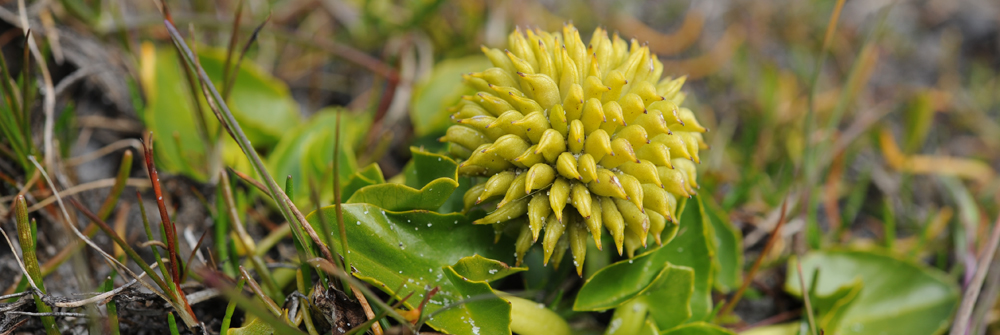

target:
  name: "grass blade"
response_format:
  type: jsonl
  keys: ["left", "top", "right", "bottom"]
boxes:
{"left": 219, "top": 276, "right": 246, "bottom": 334}
{"left": 223, "top": 13, "right": 270, "bottom": 99}
{"left": 162, "top": 19, "right": 323, "bottom": 280}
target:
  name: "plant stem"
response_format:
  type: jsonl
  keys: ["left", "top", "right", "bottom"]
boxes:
{"left": 14, "top": 196, "right": 59, "bottom": 335}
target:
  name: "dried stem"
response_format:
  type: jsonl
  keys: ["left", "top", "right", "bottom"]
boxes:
{"left": 719, "top": 200, "right": 788, "bottom": 317}
{"left": 950, "top": 213, "right": 1000, "bottom": 335}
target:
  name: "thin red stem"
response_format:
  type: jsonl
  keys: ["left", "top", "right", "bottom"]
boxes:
{"left": 141, "top": 136, "right": 181, "bottom": 289}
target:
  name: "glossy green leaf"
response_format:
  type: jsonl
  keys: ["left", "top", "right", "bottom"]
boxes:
{"left": 395, "top": 151, "right": 473, "bottom": 214}
{"left": 438, "top": 175, "right": 473, "bottom": 214}
{"left": 267, "top": 108, "right": 367, "bottom": 209}
{"left": 451, "top": 254, "right": 526, "bottom": 282}
{"left": 661, "top": 322, "right": 736, "bottom": 335}
{"left": 575, "top": 195, "right": 715, "bottom": 323}
{"left": 606, "top": 300, "right": 649, "bottom": 335}
{"left": 786, "top": 250, "right": 960, "bottom": 335}
{"left": 227, "top": 315, "right": 275, "bottom": 335}
{"left": 573, "top": 248, "right": 673, "bottom": 311}
{"left": 638, "top": 318, "right": 660, "bottom": 335}
{"left": 662, "top": 194, "right": 715, "bottom": 322}
{"left": 305, "top": 204, "right": 514, "bottom": 334}
{"left": 405, "top": 146, "right": 459, "bottom": 188}
{"left": 410, "top": 56, "right": 491, "bottom": 136}
{"left": 196, "top": 49, "right": 300, "bottom": 148}
{"left": 139, "top": 43, "right": 214, "bottom": 180}
{"left": 347, "top": 148, "right": 459, "bottom": 211}
{"left": 705, "top": 196, "right": 743, "bottom": 292}
{"left": 599, "top": 263, "right": 694, "bottom": 334}
{"left": 639, "top": 265, "right": 694, "bottom": 330}
{"left": 341, "top": 164, "right": 386, "bottom": 201}
{"left": 139, "top": 43, "right": 301, "bottom": 181}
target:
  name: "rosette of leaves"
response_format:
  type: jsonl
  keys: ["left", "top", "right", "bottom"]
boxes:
{"left": 440, "top": 25, "right": 708, "bottom": 274}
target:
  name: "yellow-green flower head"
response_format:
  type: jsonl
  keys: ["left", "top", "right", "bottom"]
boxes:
{"left": 441, "top": 25, "right": 707, "bottom": 275}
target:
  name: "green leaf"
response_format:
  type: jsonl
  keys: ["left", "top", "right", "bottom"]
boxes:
{"left": 808, "top": 278, "right": 863, "bottom": 333}
{"left": 347, "top": 148, "right": 459, "bottom": 211}
{"left": 575, "top": 260, "right": 691, "bottom": 312}
{"left": 663, "top": 194, "right": 716, "bottom": 322}
{"left": 266, "top": 108, "right": 366, "bottom": 209}
{"left": 139, "top": 43, "right": 302, "bottom": 181}
{"left": 786, "top": 250, "right": 960, "bottom": 335}
{"left": 639, "top": 265, "right": 695, "bottom": 330}
{"left": 410, "top": 56, "right": 491, "bottom": 136}
{"left": 606, "top": 300, "right": 649, "bottom": 335}
{"left": 597, "top": 263, "right": 695, "bottom": 334}
{"left": 638, "top": 318, "right": 660, "bottom": 335}
{"left": 705, "top": 196, "right": 743, "bottom": 292}
{"left": 227, "top": 315, "right": 275, "bottom": 335}
{"left": 404, "top": 147, "right": 459, "bottom": 188}
{"left": 575, "top": 195, "right": 715, "bottom": 323}
{"left": 196, "top": 48, "right": 300, "bottom": 148}
{"left": 342, "top": 164, "right": 385, "bottom": 201}
{"left": 305, "top": 204, "right": 514, "bottom": 334}
{"left": 451, "top": 254, "right": 526, "bottom": 282}
{"left": 660, "top": 322, "right": 735, "bottom": 335}
{"left": 139, "top": 44, "right": 214, "bottom": 180}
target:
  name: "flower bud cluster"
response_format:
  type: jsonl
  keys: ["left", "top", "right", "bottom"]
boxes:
{"left": 442, "top": 25, "right": 707, "bottom": 274}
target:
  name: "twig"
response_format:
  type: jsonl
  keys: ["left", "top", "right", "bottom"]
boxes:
{"left": 17, "top": 1, "right": 55, "bottom": 171}
{"left": 47, "top": 279, "right": 139, "bottom": 308}
{"left": 307, "top": 258, "right": 416, "bottom": 332}
{"left": 27, "top": 157, "right": 145, "bottom": 287}
{"left": 950, "top": 213, "right": 1000, "bottom": 335}
{"left": 43, "top": 66, "right": 107, "bottom": 98}
{"left": 8, "top": 311, "right": 87, "bottom": 318}
{"left": 239, "top": 266, "right": 282, "bottom": 317}
{"left": 0, "top": 226, "right": 40, "bottom": 292}
{"left": 23, "top": 178, "right": 151, "bottom": 212}
{"left": 351, "top": 284, "right": 383, "bottom": 335}
{"left": 229, "top": 168, "right": 270, "bottom": 198}
{"left": 68, "top": 197, "right": 186, "bottom": 323}
{"left": 719, "top": 200, "right": 788, "bottom": 317}
{"left": 0, "top": 290, "right": 33, "bottom": 301}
